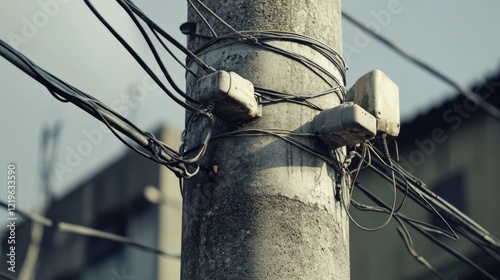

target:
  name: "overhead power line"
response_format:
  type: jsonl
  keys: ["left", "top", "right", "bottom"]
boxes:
{"left": 0, "top": 200, "right": 180, "bottom": 259}
{"left": 342, "top": 11, "right": 500, "bottom": 122}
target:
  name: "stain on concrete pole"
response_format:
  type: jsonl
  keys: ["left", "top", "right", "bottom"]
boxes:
{"left": 182, "top": 1, "right": 349, "bottom": 279}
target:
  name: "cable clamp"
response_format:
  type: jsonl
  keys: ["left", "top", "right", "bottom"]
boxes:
{"left": 197, "top": 70, "right": 261, "bottom": 123}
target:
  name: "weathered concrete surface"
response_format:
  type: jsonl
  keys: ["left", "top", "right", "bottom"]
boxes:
{"left": 182, "top": 1, "right": 349, "bottom": 279}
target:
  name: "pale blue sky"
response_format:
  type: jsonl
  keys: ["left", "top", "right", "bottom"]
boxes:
{"left": 1, "top": 0, "right": 500, "bottom": 211}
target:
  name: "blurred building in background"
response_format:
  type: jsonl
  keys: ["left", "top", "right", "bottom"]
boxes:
{"left": 1, "top": 127, "right": 182, "bottom": 280}
{"left": 350, "top": 71, "right": 500, "bottom": 279}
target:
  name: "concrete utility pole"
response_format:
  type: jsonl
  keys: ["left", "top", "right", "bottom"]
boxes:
{"left": 182, "top": 1, "right": 349, "bottom": 279}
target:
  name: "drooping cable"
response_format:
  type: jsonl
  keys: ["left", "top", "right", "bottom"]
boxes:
{"left": 396, "top": 219, "right": 446, "bottom": 280}
{"left": 360, "top": 149, "right": 459, "bottom": 241}
{"left": 0, "top": 200, "right": 181, "bottom": 259}
{"left": 83, "top": 0, "right": 199, "bottom": 111}
{"left": 0, "top": 39, "right": 212, "bottom": 178}
{"left": 342, "top": 142, "right": 398, "bottom": 232}
{"left": 354, "top": 182, "right": 497, "bottom": 280}
{"left": 392, "top": 161, "right": 500, "bottom": 249}
{"left": 359, "top": 146, "right": 500, "bottom": 259}
{"left": 390, "top": 160, "right": 500, "bottom": 253}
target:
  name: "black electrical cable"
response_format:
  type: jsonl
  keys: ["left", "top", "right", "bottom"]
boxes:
{"left": 253, "top": 30, "right": 347, "bottom": 83}
{"left": 150, "top": 28, "right": 199, "bottom": 78}
{"left": 10, "top": 46, "right": 197, "bottom": 174}
{"left": 0, "top": 39, "right": 212, "bottom": 178}
{"left": 115, "top": 0, "right": 199, "bottom": 104}
{"left": 123, "top": 0, "right": 216, "bottom": 74}
{"left": 83, "top": 0, "right": 199, "bottom": 111}
{"left": 194, "top": 31, "right": 347, "bottom": 80}
{"left": 87, "top": 104, "right": 187, "bottom": 176}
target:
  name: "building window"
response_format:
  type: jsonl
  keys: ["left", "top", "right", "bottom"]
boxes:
{"left": 431, "top": 171, "right": 467, "bottom": 229}
{"left": 86, "top": 211, "right": 127, "bottom": 264}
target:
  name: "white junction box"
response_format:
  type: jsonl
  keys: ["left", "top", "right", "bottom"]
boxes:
{"left": 347, "top": 69, "right": 400, "bottom": 137}
{"left": 313, "top": 102, "right": 377, "bottom": 149}
{"left": 197, "top": 70, "right": 261, "bottom": 123}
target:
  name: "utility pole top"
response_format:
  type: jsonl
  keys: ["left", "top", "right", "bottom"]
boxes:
{"left": 181, "top": 1, "right": 349, "bottom": 279}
